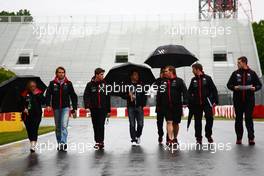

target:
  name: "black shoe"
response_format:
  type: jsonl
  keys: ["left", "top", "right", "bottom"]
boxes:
{"left": 94, "top": 143, "right": 104, "bottom": 150}
{"left": 173, "top": 138, "right": 179, "bottom": 145}
{"left": 158, "top": 137, "right": 163, "bottom": 144}
{"left": 166, "top": 139, "right": 174, "bottom": 147}
{"left": 236, "top": 139, "right": 242, "bottom": 145}
{"left": 207, "top": 137, "right": 214, "bottom": 144}
{"left": 196, "top": 138, "right": 202, "bottom": 145}
{"left": 249, "top": 139, "right": 255, "bottom": 146}
{"left": 98, "top": 143, "right": 104, "bottom": 150}
{"left": 94, "top": 143, "right": 100, "bottom": 149}
{"left": 30, "top": 148, "right": 35, "bottom": 153}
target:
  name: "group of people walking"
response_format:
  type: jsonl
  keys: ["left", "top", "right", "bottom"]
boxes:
{"left": 20, "top": 56, "right": 262, "bottom": 152}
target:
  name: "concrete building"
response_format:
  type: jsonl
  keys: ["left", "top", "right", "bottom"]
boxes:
{"left": 0, "top": 15, "right": 262, "bottom": 106}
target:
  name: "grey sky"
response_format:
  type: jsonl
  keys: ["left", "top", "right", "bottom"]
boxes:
{"left": 1, "top": 0, "right": 263, "bottom": 21}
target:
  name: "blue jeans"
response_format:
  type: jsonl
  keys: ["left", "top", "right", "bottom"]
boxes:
{"left": 54, "top": 108, "right": 70, "bottom": 144}
{"left": 128, "top": 107, "right": 144, "bottom": 142}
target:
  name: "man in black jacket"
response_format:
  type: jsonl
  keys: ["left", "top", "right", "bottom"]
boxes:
{"left": 154, "top": 68, "right": 168, "bottom": 144}
{"left": 188, "top": 63, "right": 218, "bottom": 144}
{"left": 126, "top": 70, "right": 147, "bottom": 146}
{"left": 83, "top": 68, "right": 111, "bottom": 150}
{"left": 160, "top": 66, "right": 188, "bottom": 146}
{"left": 227, "top": 56, "right": 262, "bottom": 145}
{"left": 46, "top": 66, "right": 78, "bottom": 151}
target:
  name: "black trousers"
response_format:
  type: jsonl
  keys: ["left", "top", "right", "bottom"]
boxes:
{"left": 90, "top": 108, "right": 106, "bottom": 143}
{"left": 23, "top": 113, "right": 42, "bottom": 141}
{"left": 234, "top": 101, "right": 255, "bottom": 140}
{"left": 193, "top": 105, "right": 213, "bottom": 139}
{"left": 156, "top": 111, "right": 164, "bottom": 138}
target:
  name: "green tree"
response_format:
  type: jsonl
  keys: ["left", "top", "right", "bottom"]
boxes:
{"left": 0, "top": 9, "right": 31, "bottom": 16}
{"left": 0, "top": 68, "right": 15, "bottom": 84}
{"left": 0, "top": 9, "right": 33, "bottom": 22}
{"left": 252, "top": 20, "right": 264, "bottom": 74}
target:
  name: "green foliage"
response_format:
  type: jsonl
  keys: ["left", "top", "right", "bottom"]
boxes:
{"left": 0, "top": 9, "right": 31, "bottom": 16}
{"left": 252, "top": 20, "right": 264, "bottom": 74}
{"left": 0, "top": 9, "right": 33, "bottom": 22}
{"left": 0, "top": 68, "right": 16, "bottom": 84}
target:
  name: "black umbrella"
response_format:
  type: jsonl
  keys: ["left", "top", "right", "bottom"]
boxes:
{"left": 105, "top": 62, "right": 155, "bottom": 98}
{"left": 0, "top": 75, "right": 47, "bottom": 112}
{"left": 105, "top": 62, "right": 155, "bottom": 85}
{"left": 145, "top": 45, "right": 198, "bottom": 68}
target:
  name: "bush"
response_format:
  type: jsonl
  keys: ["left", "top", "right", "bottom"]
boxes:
{"left": 0, "top": 68, "right": 15, "bottom": 84}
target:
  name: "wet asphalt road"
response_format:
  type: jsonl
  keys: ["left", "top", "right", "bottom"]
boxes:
{"left": 0, "top": 118, "right": 264, "bottom": 176}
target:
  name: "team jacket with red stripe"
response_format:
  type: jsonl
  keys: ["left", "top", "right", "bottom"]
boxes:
{"left": 45, "top": 78, "right": 78, "bottom": 110}
{"left": 159, "top": 77, "right": 188, "bottom": 111}
{"left": 188, "top": 74, "right": 218, "bottom": 106}
{"left": 227, "top": 68, "right": 262, "bottom": 104}
{"left": 83, "top": 79, "right": 111, "bottom": 113}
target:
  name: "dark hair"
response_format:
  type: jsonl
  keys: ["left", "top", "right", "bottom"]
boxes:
{"left": 130, "top": 70, "right": 140, "bottom": 80}
{"left": 26, "top": 80, "right": 37, "bottom": 91}
{"left": 238, "top": 56, "right": 248, "bottom": 64}
{"left": 160, "top": 67, "right": 165, "bottom": 74}
{"left": 192, "top": 63, "right": 203, "bottom": 71}
{"left": 165, "top": 65, "right": 176, "bottom": 76}
{"left": 94, "top": 67, "right": 105, "bottom": 75}
{"left": 56, "top": 66, "right": 66, "bottom": 74}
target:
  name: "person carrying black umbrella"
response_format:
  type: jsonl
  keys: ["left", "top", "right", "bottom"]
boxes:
{"left": 126, "top": 70, "right": 147, "bottom": 146}
{"left": 83, "top": 68, "right": 111, "bottom": 150}
{"left": 160, "top": 66, "right": 188, "bottom": 146}
{"left": 20, "top": 80, "right": 45, "bottom": 152}
{"left": 46, "top": 67, "right": 78, "bottom": 151}
{"left": 227, "top": 56, "right": 262, "bottom": 145}
{"left": 188, "top": 63, "right": 218, "bottom": 144}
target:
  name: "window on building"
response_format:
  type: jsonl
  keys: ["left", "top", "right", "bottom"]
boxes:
{"left": 115, "top": 51, "right": 128, "bottom": 63}
{"left": 213, "top": 53, "right": 227, "bottom": 62}
{"left": 17, "top": 56, "right": 30, "bottom": 64}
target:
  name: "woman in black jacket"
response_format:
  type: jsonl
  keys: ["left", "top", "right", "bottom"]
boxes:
{"left": 20, "top": 80, "right": 45, "bottom": 152}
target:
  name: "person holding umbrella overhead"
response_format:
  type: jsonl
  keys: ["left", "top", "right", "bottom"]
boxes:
{"left": 188, "top": 63, "right": 218, "bottom": 144}
{"left": 46, "top": 67, "right": 78, "bottom": 151}
{"left": 104, "top": 63, "right": 155, "bottom": 146}
{"left": 160, "top": 66, "right": 188, "bottom": 146}
{"left": 83, "top": 68, "right": 111, "bottom": 150}
{"left": 227, "top": 56, "right": 262, "bottom": 145}
{"left": 126, "top": 70, "right": 147, "bottom": 146}
{"left": 20, "top": 80, "right": 45, "bottom": 152}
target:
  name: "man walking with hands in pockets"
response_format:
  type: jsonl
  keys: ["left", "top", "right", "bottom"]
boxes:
{"left": 46, "top": 66, "right": 78, "bottom": 151}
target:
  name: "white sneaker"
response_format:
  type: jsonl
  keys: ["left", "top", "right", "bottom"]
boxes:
{"left": 30, "top": 144, "right": 36, "bottom": 153}
{"left": 131, "top": 141, "right": 137, "bottom": 146}
{"left": 136, "top": 137, "right": 141, "bottom": 145}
